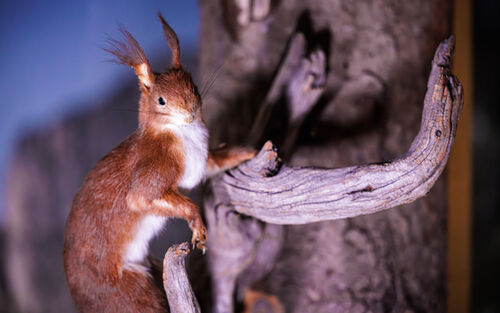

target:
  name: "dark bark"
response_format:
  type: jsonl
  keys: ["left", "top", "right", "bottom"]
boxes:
{"left": 199, "top": 1, "right": 453, "bottom": 312}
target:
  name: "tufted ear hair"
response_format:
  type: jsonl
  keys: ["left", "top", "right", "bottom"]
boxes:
{"left": 158, "top": 12, "right": 182, "bottom": 69}
{"left": 105, "top": 27, "right": 154, "bottom": 91}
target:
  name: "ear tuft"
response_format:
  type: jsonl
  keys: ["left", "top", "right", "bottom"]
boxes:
{"left": 105, "top": 27, "right": 154, "bottom": 89}
{"left": 158, "top": 12, "right": 182, "bottom": 69}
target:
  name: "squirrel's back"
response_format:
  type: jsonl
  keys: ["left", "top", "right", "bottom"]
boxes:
{"left": 63, "top": 132, "right": 169, "bottom": 313}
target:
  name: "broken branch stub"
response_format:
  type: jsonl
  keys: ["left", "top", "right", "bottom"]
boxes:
{"left": 211, "top": 36, "right": 463, "bottom": 225}
{"left": 163, "top": 242, "right": 201, "bottom": 313}
{"left": 247, "top": 33, "right": 326, "bottom": 147}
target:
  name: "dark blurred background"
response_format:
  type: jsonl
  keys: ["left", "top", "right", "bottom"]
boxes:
{"left": 472, "top": 0, "right": 500, "bottom": 311}
{"left": 0, "top": 0, "right": 498, "bottom": 312}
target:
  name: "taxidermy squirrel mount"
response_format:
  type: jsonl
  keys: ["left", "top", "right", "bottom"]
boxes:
{"left": 63, "top": 13, "right": 255, "bottom": 313}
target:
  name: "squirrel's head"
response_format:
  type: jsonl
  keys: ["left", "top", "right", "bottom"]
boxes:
{"left": 106, "top": 13, "right": 201, "bottom": 131}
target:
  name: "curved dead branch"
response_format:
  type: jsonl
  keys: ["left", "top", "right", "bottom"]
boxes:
{"left": 211, "top": 36, "right": 463, "bottom": 225}
{"left": 163, "top": 242, "right": 201, "bottom": 313}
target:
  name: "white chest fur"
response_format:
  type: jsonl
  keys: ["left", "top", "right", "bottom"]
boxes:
{"left": 123, "top": 215, "right": 166, "bottom": 269}
{"left": 123, "top": 122, "right": 207, "bottom": 271}
{"left": 172, "top": 120, "right": 209, "bottom": 189}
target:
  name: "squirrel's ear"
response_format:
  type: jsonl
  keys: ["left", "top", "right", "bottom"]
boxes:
{"left": 158, "top": 12, "right": 181, "bottom": 69}
{"left": 105, "top": 27, "right": 154, "bottom": 90}
{"left": 134, "top": 63, "right": 154, "bottom": 90}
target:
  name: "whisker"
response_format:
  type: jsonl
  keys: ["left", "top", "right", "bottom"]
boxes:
{"left": 198, "top": 66, "right": 217, "bottom": 95}
{"left": 112, "top": 108, "right": 168, "bottom": 116}
{"left": 200, "top": 60, "right": 226, "bottom": 100}
{"left": 199, "top": 64, "right": 219, "bottom": 96}
{"left": 200, "top": 94, "right": 216, "bottom": 105}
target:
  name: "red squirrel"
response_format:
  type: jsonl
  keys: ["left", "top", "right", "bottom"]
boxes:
{"left": 63, "top": 13, "right": 255, "bottom": 313}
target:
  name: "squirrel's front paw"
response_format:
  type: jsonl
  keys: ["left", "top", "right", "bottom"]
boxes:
{"left": 238, "top": 147, "right": 258, "bottom": 162}
{"left": 229, "top": 146, "right": 257, "bottom": 164}
{"left": 189, "top": 218, "right": 207, "bottom": 253}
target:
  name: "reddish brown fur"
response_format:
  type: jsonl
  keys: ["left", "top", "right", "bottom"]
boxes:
{"left": 158, "top": 12, "right": 181, "bottom": 69}
{"left": 207, "top": 146, "right": 257, "bottom": 177}
{"left": 137, "top": 69, "right": 202, "bottom": 127}
{"left": 64, "top": 133, "right": 170, "bottom": 313}
{"left": 64, "top": 14, "right": 254, "bottom": 313}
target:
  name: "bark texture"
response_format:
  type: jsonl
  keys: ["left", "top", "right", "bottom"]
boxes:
{"left": 199, "top": 1, "right": 453, "bottom": 312}
{"left": 214, "top": 39, "right": 461, "bottom": 225}
{"left": 163, "top": 243, "right": 201, "bottom": 313}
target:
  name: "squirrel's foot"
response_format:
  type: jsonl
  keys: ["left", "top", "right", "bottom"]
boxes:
{"left": 189, "top": 217, "right": 207, "bottom": 254}
{"left": 231, "top": 147, "right": 257, "bottom": 164}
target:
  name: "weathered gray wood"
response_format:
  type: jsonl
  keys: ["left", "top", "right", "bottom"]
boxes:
{"left": 247, "top": 33, "right": 326, "bottom": 153}
{"left": 204, "top": 196, "right": 262, "bottom": 313}
{"left": 211, "top": 36, "right": 462, "bottom": 225}
{"left": 200, "top": 1, "right": 454, "bottom": 312}
{"left": 163, "top": 243, "right": 201, "bottom": 313}
{"left": 204, "top": 25, "right": 327, "bottom": 313}
{"left": 204, "top": 189, "right": 284, "bottom": 313}
{"left": 202, "top": 33, "right": 461, "bottom": 313}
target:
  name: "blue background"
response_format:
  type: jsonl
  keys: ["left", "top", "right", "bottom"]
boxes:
{"left": 0, "top": 0, "right": 199, "bottom": 221}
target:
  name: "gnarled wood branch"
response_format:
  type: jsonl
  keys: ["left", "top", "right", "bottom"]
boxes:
{"left": 163, "top": 242, "right": 201, "bottom": 313}
{"left": 205, "top": 31, "right": 322, "bottom": 313}
{"left": 211, "top": 35, "right": 463, "bottom": 225}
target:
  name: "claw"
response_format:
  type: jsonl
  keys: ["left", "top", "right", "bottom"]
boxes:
{"left": 196, "top": 241, "right": 207, "bottom": 254}
{"left": 190, "top": 221, "right": 207, "bottom": 253}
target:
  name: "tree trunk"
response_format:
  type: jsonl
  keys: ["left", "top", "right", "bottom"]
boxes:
{"left": 199, "top": 1, "right": 452, "bottom": 312}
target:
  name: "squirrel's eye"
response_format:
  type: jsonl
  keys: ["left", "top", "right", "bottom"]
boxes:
{"left": 158, "top": 97, "right": 166, "bottom": 105}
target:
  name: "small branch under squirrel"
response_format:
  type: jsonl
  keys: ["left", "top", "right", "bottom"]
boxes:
{"left": 163, "top": 243, "right": 201, "bottom": 313}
